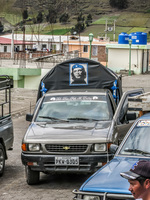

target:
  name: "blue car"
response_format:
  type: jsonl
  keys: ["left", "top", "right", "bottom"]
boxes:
{"left": 73, "top": 113, "right": 150, "bottom": 200}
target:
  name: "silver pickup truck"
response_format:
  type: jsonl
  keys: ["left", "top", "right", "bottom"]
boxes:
{"left": 21, "top": 58, "right": 144, "bottom": 185}
{"left": 22, "top": 88, "right": 143, "bottom": 185}
{"left": 0, "top": 75, "right": 14, "bottom": 176}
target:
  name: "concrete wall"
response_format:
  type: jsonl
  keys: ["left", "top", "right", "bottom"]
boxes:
{"left": 0, "top": 52, "right": 78, "bottom": 89}
{"left": 107, "top": 44, "right": 150, "bottom": 74}
{"left": 108, "top": 48, "right": 143, "bottom": 74}
{"left": 24, "top": 69, "right": 50, "bottom": 89}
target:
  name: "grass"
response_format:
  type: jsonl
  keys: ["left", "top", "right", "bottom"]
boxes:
{"left": 116, "top": 13, "right": 150, "bottom": 27}
{"left": 93, "top": 15, "right": 119, "bottom": 25}
{"left": 43, "top": 28, "right": 71, "bottom": 35}
{"left": 129, "top": 27, "right": 147, "bottom": 33}
{"left": 1, "top": 8, "right": 150, "bottom": 42}
{"left": 83, "top": 12, "right": 150, "bottom": 41}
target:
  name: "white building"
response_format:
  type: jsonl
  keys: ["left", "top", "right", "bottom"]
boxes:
{"left": 2, "top": 34, "right": 98, "bottom": 52}
{"left": 106, "top": 43, "right": 150, "bottom": 74}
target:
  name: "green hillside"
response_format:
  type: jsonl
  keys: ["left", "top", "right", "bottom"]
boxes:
{"left": 0, "top": 0, "right": 150, "bottom": 41}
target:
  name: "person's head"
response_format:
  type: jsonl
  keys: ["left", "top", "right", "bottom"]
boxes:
{"left": 71, "top": 64, "right": 86, "bottom": 82}
{"left": 120, "top": 160, "right": 150, "bottom": 199}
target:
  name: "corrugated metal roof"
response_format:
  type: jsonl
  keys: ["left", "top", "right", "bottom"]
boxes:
{"left": 1, "top": 34, "right": 99, "bottom": 43}
{"left": 0, "top": 36, "right": 34, "bottom": 45}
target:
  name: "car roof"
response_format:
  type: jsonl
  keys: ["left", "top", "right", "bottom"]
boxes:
{"left": 45, "top": 88, "right": 109, "bottom": 96}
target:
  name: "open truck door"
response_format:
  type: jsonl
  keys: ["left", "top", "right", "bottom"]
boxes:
{"left": 113, "top": 88, "right": 144, "bottom": 145}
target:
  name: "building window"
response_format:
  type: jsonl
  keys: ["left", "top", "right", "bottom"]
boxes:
{"left": 52, "top": 44, "right": 56, "bottom": 50}
{"left": 83, "top": 45, "right": 88, "bottom": 53}
{"left": 42, "top": 44, "right": 47, "bottom": 50}
{"left": 92, "top": 46, "right": 98, "bottom": 56}
{"left": 4, "top": 46, "right": 7, "bottom": 52}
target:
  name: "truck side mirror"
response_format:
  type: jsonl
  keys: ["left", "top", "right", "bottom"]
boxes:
{"left": 26, "top": 114, "right": 33, "bottom": 122}
{"left": 126, "top": 113, "right": 136, "bottom": 121}
{"left": 109, "top": 144, "right": 118, "bottom": 154}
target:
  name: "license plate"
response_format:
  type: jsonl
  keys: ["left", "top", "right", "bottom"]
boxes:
{"left": 55, "top": 156, "right": 79, "bottom": 166}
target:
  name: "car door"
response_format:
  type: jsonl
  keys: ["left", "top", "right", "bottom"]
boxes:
{"left": 113, "top": 88, "right": 144, "bottom": 145}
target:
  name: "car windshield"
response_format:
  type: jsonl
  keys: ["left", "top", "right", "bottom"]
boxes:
{"left": 35, "top": 95, "right": 112, "bottom": 122}
{"left": 119, "top": 120, "right": 150, "bottom": 156}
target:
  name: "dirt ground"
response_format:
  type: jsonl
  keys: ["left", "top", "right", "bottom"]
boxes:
{"left": 11, "top": 73, "right": 150, "bottom": 117}
{"left": 0, "top": 73, "right": 149, "bottom": 200}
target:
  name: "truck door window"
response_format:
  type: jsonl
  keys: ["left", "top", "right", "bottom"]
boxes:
{"left": 119, "top": 92, "right": 143, "bottom": 124}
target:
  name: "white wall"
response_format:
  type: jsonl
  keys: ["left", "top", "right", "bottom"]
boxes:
{"left": 24, "top": 69, "right": 50, "bottom": 90}
{"left": 107, "top": 48, "right": 143, "bottom": 74}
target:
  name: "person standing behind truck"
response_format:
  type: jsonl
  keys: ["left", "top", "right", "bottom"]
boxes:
{"left": 120, "top": 160, "right": 150, "bottom": 200}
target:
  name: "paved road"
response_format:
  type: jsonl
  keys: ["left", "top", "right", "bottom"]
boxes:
{"left": 0, "top": 116, "right": 90, "bottom": 200}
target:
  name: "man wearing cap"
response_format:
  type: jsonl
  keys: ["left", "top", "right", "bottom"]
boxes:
{"left": 71, "top": 64, "right": 87, "bottom": 84}
{"left": 120, "top": 160, "right": 150, "bottom": 200}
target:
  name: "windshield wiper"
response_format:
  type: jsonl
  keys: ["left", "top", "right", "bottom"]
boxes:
{"left": 67, "top": 117, "right": 101, "bottom": 122}
{"left": 124, "top": 148, "right": 150, "bottom": 156}
{"left": 67, "top": 117, "right": 93, "bottom": 121}
{"left": 38, "top": 116, "right": 69, "bottom": 122}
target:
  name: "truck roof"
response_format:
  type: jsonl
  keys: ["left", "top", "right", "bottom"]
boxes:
{"left": 37, "top": 57, "right": 122, "bottom": 101}
{"left": 46, "top": 88, "right": 109, "bottom": 96}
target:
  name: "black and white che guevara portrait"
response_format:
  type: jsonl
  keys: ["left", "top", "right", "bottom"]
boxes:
{"left": 69, "top": 63, "right": 88, "bottom": 85}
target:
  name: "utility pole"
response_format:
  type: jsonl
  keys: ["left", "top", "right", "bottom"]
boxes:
{"left": 11, "top": 28, "right": 14, "bottom": 59}
{"left": 105, "top": 19, "right": 107, "bottom": 39}
{"left": 129, "top": 39, "right": 132, "bottom": 76}
{"left": 113, "top": 20, "right": 116, "bottom": 42}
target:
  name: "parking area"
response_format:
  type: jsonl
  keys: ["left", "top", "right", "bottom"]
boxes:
{"left": 0, "top": 73, "right": 150, "bottom": 200}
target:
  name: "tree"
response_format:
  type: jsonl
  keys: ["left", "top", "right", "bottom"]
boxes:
{"left": 0, "top": 21, "right": 4, "bottom": 33}
{"left": 59, "top": 13, "right": 69, "bottom": 24}
{"left": 46, "top": 9, "right": 57, "bottom": 24}
{"left": 71, "top": 12, "right": 85, "bottom": 34}
{"left": 117, "top": 0, "right": 128, "bottom": 9}
{"left": 75, "top": 21, "right": 85, "bottom": 33}
{"left": 85, "top": 14, "right": 92, "bottom": 26}
{"left": 36, "top": 11, "right": 43, "bottom": 23}
{"left": 22, "top": 9, "right": 28, "bottom": 20}
{"left": 109, "top": 0, "right": 128, "bottom": 9}
{"left": 77, "top": 12, "right": 85, "bottom": 23}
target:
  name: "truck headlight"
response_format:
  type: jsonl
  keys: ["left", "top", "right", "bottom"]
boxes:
{"left": 28, "top": 143, "right": 41, "bottom": 152}
{"left": 83, "top": 195, "right": 100, "bottom": 200}
{"left": 94, "top": 143, "right": 106, "bottom": 152}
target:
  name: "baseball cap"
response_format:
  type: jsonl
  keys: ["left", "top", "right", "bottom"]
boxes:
{"left": 120, "top": 160, "right": 150, "bottom": 180}
{"left": 72, "top": 64, "right": 84, "bottom": 70}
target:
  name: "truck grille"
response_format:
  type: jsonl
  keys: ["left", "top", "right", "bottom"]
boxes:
{"left": 45, "top": 144, "right": 88, "bottom": 153}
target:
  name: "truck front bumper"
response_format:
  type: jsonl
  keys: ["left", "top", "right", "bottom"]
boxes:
{"left": 21, "top": 153, "right": 113, "bottom": 173}
{"left": 72, "top": 189, "right": 134, "bottom": 200}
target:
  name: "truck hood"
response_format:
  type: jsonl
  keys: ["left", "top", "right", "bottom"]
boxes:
{"left": 24, "top": 121, "right": 112, "bottom": 142}
{"left": 80, "top": 157, "right": 141, "bottom": 195}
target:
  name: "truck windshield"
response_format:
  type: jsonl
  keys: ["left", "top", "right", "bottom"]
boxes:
{"left": 35, "top": 95, "right": 112, "bottom": 122}
{"left": 119, "top": 120, "right": 150, "bottom": 156}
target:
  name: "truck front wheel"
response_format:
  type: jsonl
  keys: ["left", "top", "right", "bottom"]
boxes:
{"left": 0, "top": 143, "right": 5, "bottom": 176}
{"left": 25, "top": 166, "right": 40, "bottom": 185}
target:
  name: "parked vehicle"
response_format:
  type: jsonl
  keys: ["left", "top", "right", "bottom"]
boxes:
{"left": 0, "top": 75, "right": 14, "bottom": 176}
{"left": 73, "top": 112, "right": 150, "bottom": 200}
{"left": 21, "top": 58, "right": 143, "bottom": 185}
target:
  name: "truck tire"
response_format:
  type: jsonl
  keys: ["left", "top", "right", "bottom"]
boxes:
{"left": 0, "top": 143, "right": 5, "bottom": 177}
{"left": 25, "top": 166, "right": 40, "bottom": 185}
